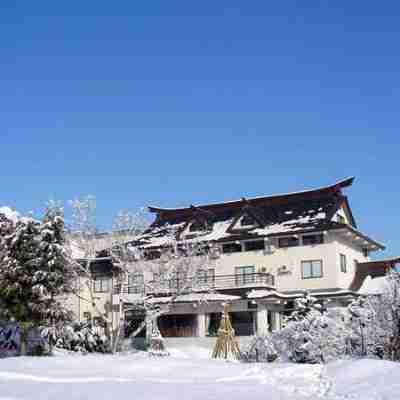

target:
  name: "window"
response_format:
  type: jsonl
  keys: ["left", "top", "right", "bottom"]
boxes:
{"left": 93, "top": 276, "right": 110, "bottom": 293}
{"left": 301, "top": 260, "right": 323, "bottom": 279}
{"left": 340, "top": 254, "right": 347, "bottom": 273}
{"left": 363, "top": 248, "right": 369, "bottom": 258}
{"left": 302, "top": 234, "right": 324, "bottom": 246}
{"left": 207, "top": 268, "right": 215, "bottom": 285}
{"left": 145, "top": 250, "right": 161, "bottom": 260}
{"left": 244, "top": 239, "right": 265, "bottom": 252}
{"left": 152, "top": 272, "right": 169, "bottom": 289}
{"left": 235, "top": 266, "right": 255, "bottom": 285}
{"left": 93, "top": 317, "right": 105, "bottom": 327}
{"left": 128, "top": 273, "right": 144, "bottom": 294}
{"left": 189, "top": 220, "right": 207, "bottom": 232}
{"left": 354, "top": 259, "right": 359, "bottom": 272}
{"left": 169, "top": 271, "right": 188, "bottom": 290}
{"left": 197, "top": 269, "right": 215, "bottom": 285}
{"left": 337, "top": 214, "right": 346, "bottom": 224}
{"left": 83, "top": 311, "right": 91, "bottom": 321}
{"left": 278, "top": 236, "right": 299, "bottom": 248}
{"left": 222, "top": 242, "right": 242, "bottom": 254}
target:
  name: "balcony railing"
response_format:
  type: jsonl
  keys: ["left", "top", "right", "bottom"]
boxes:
{"left": 114, "top": 272, "right": 274, "bottom": 296}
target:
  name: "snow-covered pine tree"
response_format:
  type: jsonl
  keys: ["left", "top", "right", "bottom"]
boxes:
{"left": 0, "top": 215, "right": 42, "bottom": 322}
{"left": 284, "top": 292, "right": 323, "bottom": 324}
{"left": 36, "top": 205, "right": 76, "bottom": 324}
{"left": 0, "top": 206, "right": 77, "bottom": 355}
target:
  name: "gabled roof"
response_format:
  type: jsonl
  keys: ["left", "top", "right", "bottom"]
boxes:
{"left": 149, "top": 177, "right": 354, "bottom": 218}
{"left": 148, "top": 177, "right": 355, "bottom": 229}
{"left": 135, "top": 177, "right": 382, "bottom": 251}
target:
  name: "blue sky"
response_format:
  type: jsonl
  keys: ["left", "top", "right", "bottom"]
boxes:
{"left": 1, "top": 1, "right": 399, "bottom": 257}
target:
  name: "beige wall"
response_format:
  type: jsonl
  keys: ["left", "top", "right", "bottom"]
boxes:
{"left": 62, "top": 276, "right": 114, "bottom": 323}
{"left": 213, "top": 232, "right": 338, "bottom": 291}
{"left": 212, "top": 231, "right": 373, "bottom": 291}
{"left": 63, "top": 228, "right": 377, "bottom": 327}
{"left": 333, "top": 235, "right": 369, "bottom": 289}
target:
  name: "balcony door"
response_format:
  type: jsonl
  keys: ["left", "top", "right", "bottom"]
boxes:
{"left": 235, "top": 266, "right": 255, "bottom": 286}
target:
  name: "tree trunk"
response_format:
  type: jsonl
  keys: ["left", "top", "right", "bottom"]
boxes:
{"left": 19, "top": 323, "right": 30, "bottom": 356}
{"left": 148, "top": 316, "right": 168, "bottom": 356}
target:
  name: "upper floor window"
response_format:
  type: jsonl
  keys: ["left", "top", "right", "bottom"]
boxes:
{"left": 93, "top": 276, "right": 110, "bottom": 293}
{"left": 128, "top": 272, "right": 144, "bottom": 294}
{"left": 197, "top": 268, "right": 215, "bottom": 285}
{"left": 337, "top": 214, "right": 346, "bottom": 224}
{"left": 145, "top": 249, "right": 161, "bottom": 260}
{"left": 169, "top": 271, "right": 188, "bottom": 290}
{"left": 244, "top": 239, "right": 265, "bottom": 252}
{"left": 340, "top": 254, "right": 347, "bottom": 273}
{"left": 302, "top": 234, "right": 324, "bottom": 246}
{"left": 240, "top": 214, "right": 256, "bottom": 227}
{"left": 189, "top": 220, "right": 207, "bottom": 232}
{"left": 152, "top": 272, "right": 168, "bottom": 287}
{"left": 83, "top": 311, "right": 92, "bottom": 321}
{"left": 278, "top": 236, "right": 299, "bottom": 248}
{"left": 222, "top": 242, "right": 242, "bottom": 254}
{"left": 235, "top": 266, "right": 255, "bottom": 285}
{"left": 301, "top": 260, "right": 323, "bottom": 279}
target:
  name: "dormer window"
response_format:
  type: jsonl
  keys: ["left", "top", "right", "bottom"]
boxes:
{"left": 240, "top": 214, "right": 256, "bottom": 227}
{"left": 189, "top": 220, "right": 207, "bottom": 232}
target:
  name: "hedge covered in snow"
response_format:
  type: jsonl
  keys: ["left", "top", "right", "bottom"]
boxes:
{"left": 243, "top": 275, "right": 400, "bottom": 364}
{"left": 42, "top": 323, "right": 110, "bottom": 354}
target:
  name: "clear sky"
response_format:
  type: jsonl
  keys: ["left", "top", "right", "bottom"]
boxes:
{"left": 1, "top": 1, "right": 399, "bottom": 258}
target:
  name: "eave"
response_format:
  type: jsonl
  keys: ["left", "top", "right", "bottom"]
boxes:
{"left": 333, "top": 224, "right": 385, "bottom": 251}
{"left": 148, "top": 177, "right": 355, "bottom": 216}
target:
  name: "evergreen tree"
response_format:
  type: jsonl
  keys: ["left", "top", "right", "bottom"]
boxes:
{"left": 0, "top": 206, "right": 76, "bottom": 354}
{"left": 36, "top": 206, "right": 76, "bottom": 323}
{"left": 285, "top": 292, "right": 323, "bottom": 324}
{"left": 0, "top": 215, "right": 43, "bottom": 323}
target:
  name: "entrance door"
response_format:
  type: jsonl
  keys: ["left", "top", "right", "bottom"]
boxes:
{"left": 158, "top": 314, "right": 198, "bottom": 337}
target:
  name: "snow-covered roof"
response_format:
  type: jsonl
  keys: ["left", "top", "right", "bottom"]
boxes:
{"left": 247, "top": 289, "right": 296, "bottom": 299}
{"left": 148, "top": 177, "right": 355, "bottom": 213}
{"left": 120, "top": 292, "right": 240, "bottom": 305}
{"left": 133, "top": 177, "right": 382, "bottom": 250}
{"left": 247, "top": 288, "right": 355, "bottom": 300}
{"left": 174, "top": 292, "right": 240, "bottom": 303}
{"left": 67, "top": 231, "right": 140, "bottom": 259}
{"left": 137, "top": 204, "right": 336, "bottom": 248}
{"left": 358, "top": 276, "right": 388, "bottom": 296}
{"left": 67, "top": 239, "right": 87, "bottom": 259}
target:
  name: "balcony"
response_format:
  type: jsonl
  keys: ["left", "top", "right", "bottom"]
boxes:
{"left": 114, "top": 272, "right": 275, "bottom": 297}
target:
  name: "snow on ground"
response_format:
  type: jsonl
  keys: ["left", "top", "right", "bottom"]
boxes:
{"left": 1, "top": 350, "right": 400, "bottom": 400}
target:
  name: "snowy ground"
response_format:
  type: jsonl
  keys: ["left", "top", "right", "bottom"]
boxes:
{"left": 1, "top": 348, "right": 400, "bottom": 400}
